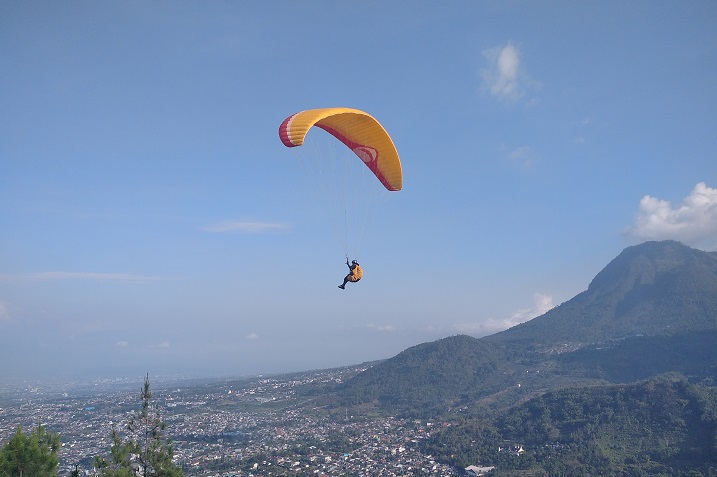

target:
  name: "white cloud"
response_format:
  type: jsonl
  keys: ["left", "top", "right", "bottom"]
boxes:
{"left": 0, "top": 301, "right": 10, "bottom": 324}
{"left": 508, "top": 146, "right": 531, "bottom": 162}
{"left": 509, "top": 292, "right": 555, "bottom": 323}
{"left": 500, "top": 144, "right": 536, "bottom": 168}
{"left": 115, "top": 340, "right": 171, "bottom": 350}
{"left": 367, "top": 323, "right": 396, "bottom": 332}
{"left": 202, "top": 220, "right": 289, "bottom": 233}
{"left": 452, "top": 292, "right": 555, "bottom": 336}
{"left": 481, "top": 42, "right": 538, "bottom": 102}
{"left": 246, "top": 332, "right": 259, "bottom": 340}
{"left": 625, "top": 182, "right": 717, "bottom": 249}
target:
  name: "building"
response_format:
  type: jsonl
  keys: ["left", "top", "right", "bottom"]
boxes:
{"left": 465, "top": 465, "right": 495, "bottom": 476}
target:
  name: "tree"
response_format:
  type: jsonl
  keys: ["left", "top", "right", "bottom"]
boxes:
{"left": 0, "top": 424, "right": 60, "bottom": 477}
{"left": 95, "top": 374, "right": 183, "bottom": 477}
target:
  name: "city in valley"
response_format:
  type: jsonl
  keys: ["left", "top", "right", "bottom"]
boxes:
{"left": 0, "top": 366, "right": 463, "bottom": 477}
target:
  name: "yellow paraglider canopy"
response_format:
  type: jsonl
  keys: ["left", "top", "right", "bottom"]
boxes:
{"left": 279, "top": 107, "right": 402, "bottom": 191}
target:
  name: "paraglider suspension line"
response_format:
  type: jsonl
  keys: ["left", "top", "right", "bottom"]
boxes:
{"left": 343, "top": 209, "right": 349, "bottom": 257}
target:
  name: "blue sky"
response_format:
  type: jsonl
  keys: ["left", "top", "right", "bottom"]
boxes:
{"left": 1, "top": 1, "right": 716, "bottom": 381}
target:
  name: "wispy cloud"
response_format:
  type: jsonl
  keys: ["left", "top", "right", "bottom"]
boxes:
{"left": 506, "top": 292, "right": 555, "bottom": 324}
{"left": 202, "top": 220, "right": 289, "bottom": 233}
{"left": 367, "top": 323, "right": 396, "bottom": 332}
{"left": 625, "top": 182, "right": 717, "bottom": 250}
{"left": 452, "top": 292, "right": 555, "bottom": 336}
{"left": 481, "top": 42, "right": 539, "bottom": 103}
{"left": 500, "top": 144, "right": 537, "bottom": 168}
{"left": 116, "top": 340, "right": 170, "bottom": 350}
{"left": 0, "top": 272, "right": 169, "bottom": 282}
{"left": 246, "top": 332, "right": 259, "bottom": 340}
{"left": 0, "top": 301, "right": 11, "bottom": 324}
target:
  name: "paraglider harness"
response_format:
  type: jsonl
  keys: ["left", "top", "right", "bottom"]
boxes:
{"left": 339, "top": 258, "right": 363, "bottom": 289}
{"left": 346, "top": 258, "right": 362, "bottom": 282}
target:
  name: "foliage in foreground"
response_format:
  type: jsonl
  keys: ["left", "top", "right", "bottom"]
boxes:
{"left": 94, "top": 374, "right": 183, "bottom": 477}
{"left": 0, "top": 425, "right": 60, "bottom": 477}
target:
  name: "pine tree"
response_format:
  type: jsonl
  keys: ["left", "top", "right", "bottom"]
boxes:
{"left": 95, "top": 374, "right": 183, "bottom": 477}
{"left": 0, "top": 424, "right": 60, "bottom": 477}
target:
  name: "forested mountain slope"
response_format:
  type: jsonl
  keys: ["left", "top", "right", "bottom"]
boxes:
{"left": 421, "top": 376, "right": 717, "bottom": 476}
{"left": 339, "top": 335, "right": 507, "bottom": 412}
{"left": 487, "top": 240, "right": 717, "bottom": 348}
{"left": 338, "top": 241, "right": 717, "bottom": 415}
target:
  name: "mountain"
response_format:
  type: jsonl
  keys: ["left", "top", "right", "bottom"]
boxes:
{"left": 337, "top": 241, "right": 717, "bottom": 416}
{"left": 420, "top": 375, "right": 717, "bottom": 475}
{"left": 487, "top": 240, "right": 717, "bottom": 348}
{"left": 339, "top": 335, "right": 508, "bottom": 411}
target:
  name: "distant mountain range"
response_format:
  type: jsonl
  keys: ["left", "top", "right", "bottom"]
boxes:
{"left": 337, "top": 240, "right": 717, "bottom": 417}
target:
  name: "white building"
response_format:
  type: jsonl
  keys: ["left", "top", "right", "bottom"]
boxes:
{"left": 465, "top": 465, "right": 495, "bottom": 476}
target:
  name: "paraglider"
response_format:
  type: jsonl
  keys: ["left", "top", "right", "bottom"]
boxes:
{"left": 279, "top": 107, "right": 402, "bottom": 191}
{"left": 278, "top": 108, "right": 402, "bottom": 288}
{"left": 338, "top": 259, "right": 363, "bottom": 290}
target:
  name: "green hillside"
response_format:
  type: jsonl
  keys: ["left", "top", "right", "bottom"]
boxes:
{"left": 487, "top": 240, "right": 717, "bottom": 348}
{"left": 422, "top": 376, "right": 717, "bottom": 476}
{"left": 338, "top": 241, "right": 717, "bottom": 417}
{"left": 339, "top": 335, "right": 508, "bottom": 415}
